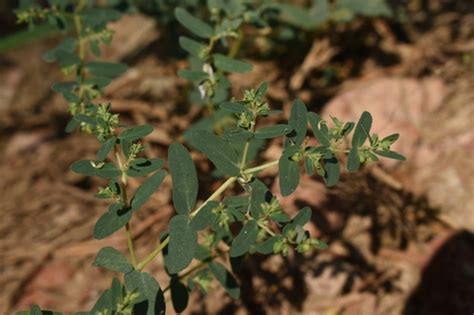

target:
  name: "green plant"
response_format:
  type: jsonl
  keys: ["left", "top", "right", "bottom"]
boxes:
{"left": 15, "top": 1, "right": 404, "bottom": 314}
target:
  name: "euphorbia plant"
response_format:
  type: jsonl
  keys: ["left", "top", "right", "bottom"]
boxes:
{"left": 15, "top": 1, "right": 404, "bottom": 314}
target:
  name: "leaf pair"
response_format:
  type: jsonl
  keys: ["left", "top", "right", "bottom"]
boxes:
{"left": 94, "top": 170, "right": 166, "bottom": 239}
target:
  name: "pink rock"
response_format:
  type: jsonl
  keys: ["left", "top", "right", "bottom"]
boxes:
{"left": 322, "top": 77, "right": 447, "bottom": 167}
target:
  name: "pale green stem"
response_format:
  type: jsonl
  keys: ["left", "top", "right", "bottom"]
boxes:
{"left": 243, "top": 160, "right": 279, "bottom": 174}
{"left": 189, "top": 176, "right": 237, "bottom": 219}
{"left": 138, "top": 176, "right": 237, "bottom": 270}
{"left": 125, "top": 223, "right": 137, "bottom": 267}
{"left": 137, "top": 237, "right": 170, "bottom": 271}
{"left": 163, "top": 250, "right": 227, "bottom": 293}
{"left": 240, "top": 140, "right": 251, "bottom": 171}
{"left": 115, "top": 147, "right": 137, "bottom": 267}
{"left": 258, "top": 220, "right": 276, "bottom": 237}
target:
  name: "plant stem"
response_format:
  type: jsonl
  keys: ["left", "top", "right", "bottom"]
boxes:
{"left": 190, "top": 176, "right": 237, "bottom": 219}
{"left": 138, "top": 176, "right": 237, "bottom": 270}
{"left": 228, "top": 28, "right": 244, "bottom": 59}
{"left": 163, "top": 250, "right": 227, "bottom": 293}
{"left": 243, "top": 160, "right": 279, "bottom": 174}
{"left": 258, "top": 220, "right": 276, "bottom": 237}
{"left": 240, "top": 140, "right": 251, "bottom": 171}
{"left": 73, "top": 0, "right": 87, "bottom": 112}
{"left": 115, "top": 147, "right": 138, "bottom": 267}
{"left": 125, "top": 223, "right": 137, "bottom": 267}
{"left": 137, "top": 236, "right": 170, "bottom": 271}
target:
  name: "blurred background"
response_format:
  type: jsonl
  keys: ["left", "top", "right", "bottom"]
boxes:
{"left": 0, "top": 0, "right": 473, "bottom": 314}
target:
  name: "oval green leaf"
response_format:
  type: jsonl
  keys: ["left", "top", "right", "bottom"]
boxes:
{"left": 130, "top": 170, "right": 167, "bottom": 212}
{"left": 118, "top": 124, "right": 153, "bottom": 142}
{"left": 375, "top": 150, "right": 406, "bottom": 161}
{"left": 347, "top": 146, "right": 361, "bottom": 172}
{"left": 97, "top": 137, "right": 116, "bottom": 162}
{"left": 71, "top": 160, "right": 121, "bottom": 179}
{"left": 208, "top": 262, "right": 240, "bottom": 299}
{"left": 255, "top": 124, "right": 292, "bottom": 139}
{"left": 278, "top": 147, "right": 301, "bottom": 196}
{"left": 175, "top": 8, "right": 214, "bottom": 39}
{"left": 168, "top": 143, "right": 198, "bottom": 215}
{"left": 167, "top": 215, "right": 197, "bottom": 274}
{"left": 352, "top": 111, "right": 372, "bottom": 148}
{"left": 229, "top": 220, "right": 259, "bottom": 257}
{"left": 93, "top": 247, "right": 133, "bottom": 273}
{"left": 189, "top": 130, "right": 240, "bottom": 176}
{"left": 86, "top": 61, "right": 128, "bottom": 78}
{"left": 94, "top": 203, "right": 132, "bottom": 240}
{"left": 213, "top": 54, "right": 252, "bottom": 73}
{"left": 308, "top": 112, "right": 330, "bottom": 146}
{"left": 286, "top": 99, "right": 308, "bottom": 147}
{"left": 125, "top": 271, "right": 165, "bottom": 315}
{"left": 179, "top": 36, "right": 206, "bottom": 57}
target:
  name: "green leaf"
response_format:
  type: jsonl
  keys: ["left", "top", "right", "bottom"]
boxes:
{"left": 286, "top": 99, "right": 308, "bottom": 147}
{"left": 208, "top": 262, "right": 240, "bottom": 299}
{"left": 229, "top": 220, "right": 259, "bottom": 257}
{"left": 256, "top": 235, "right": 283, "bottom": 254}
{"left": 170, "top": 276, "right": 189, "bottom": 313}
{"left": 91, "top": 289, "right": 112, "bottom": 313}
{"left": 177, "top": 70, "right": 208, "bottom": 82}
{"left": 110, "top": 278, "right": 122, "bottom": 307}
{"left": 382, "top": 133, "right": 399, "bottom": 144}
{"left": 255, "top": 124, "right": 292, "bottom": 139}
{"left": 304, "top": 155, "right": 314, "bottom": 175}
{"left": 336, "top": 0, "right": 392, "bottom": 17}
{"left": 130, "top": 170, "right": 167, "bottom": 211}
{"left": 222, "top": 128, "right": 253, "bottom": 141}
{"left": 375, "top": 150, "right": 406, "bottom": 161}
{"left": 125, "top": 271, "right": 165, "bottom": 315}
{"left": 175, "top": 8, "right": 214, "bottom": 38}
{"left": 308, "top": 112, "right": 330, "bottom": 146}
{"left": 126, "top": 158, "right": 164, "bottom": 177}
{"left": 42, "top": 38, "right": 76, "bottom": 63}
{"left": 81, "top": 8, "right": 122, "bottom": 26}
{"left": 52, "top": 81, "right": 76, "bottom": 94}
{"left": 255, "top": 81, "right": 268, "bottom": 100}
{"left": 93, "top": 247, "right": 133, "bottom": 273}
{"left": 84, "top": 76, "right": 111, "bottom": 89}
{"left": 118, "top": 124, "right": 153, "bottom": 142}
{"left": 341, "top": 121, "right": 355, "bottom": 137}
{"left": 86, "top": 61, "right": 127, "bottom": 78}
{"left": 179, "top": 36, "right": 206, "bottom": 57}
{"left": 352, "top": 111, "right": 372, "bottom": 148}
{"left": 273, "top": 3, "right": 324, "bottom": 29}
{"left": 97, "top": 137, "right": 116, "bottom": 161}
{"left": 74, "top": 114, "right": 97, "bottom": 125}
{"left": 189, "top": 130, "right": 240, "bottom": 176}
{"left": 168, "top": 143, "right": 198, "bottom": 215}
{"left": 270, "top": 213, "right": 291, "bottom": 223}
{"left": 323, "top": 153, "right": 340, "bottom": 187}
{"left": 55, "top": 50, "right": 81, "bottom": 68}
{"left": 71, "top": 160, "right": 121, "bottom": 179}
{"left": 279, "top": 146, "right": 301, "bottom": 196}
{"left": 219, "top": 101, "right": 246, "bottom": 113}
{"left": 190, "top": 200, "right": 219, "bottom": 231}
{"left": 293, "top": 207, "right": 312, "bottom": 226}
{"left": 30, "top": 305, "right": 42, "bottom": 315}
{"left": 167, "top": 215, "right": 197, "bottom": 274}
{"left": 249, "top": 179, "right": 273, "bottom": 219}
{"left": 94, "top": 203, "right": 132, "bottom": 240}
{"left": 347, "top": 146, "right": 360, "bottom": 172}
{"left": 214, "top": 54, "right": 252, "bottom": 73}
